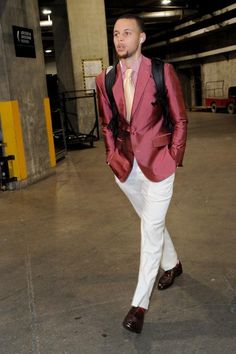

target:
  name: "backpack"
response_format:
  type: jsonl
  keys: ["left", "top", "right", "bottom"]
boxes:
{"left": 105, "top": 58, "right": 172, "bottom": 139}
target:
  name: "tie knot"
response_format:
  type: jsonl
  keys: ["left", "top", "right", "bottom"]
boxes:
{"left": 125, "top": 68, "right": 133, "bottom": 80}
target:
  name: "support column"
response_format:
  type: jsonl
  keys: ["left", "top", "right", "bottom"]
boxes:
{"left": 0, "top": 0, "right": 56, "bottom": 188}
{"left": 66, "top": 0, "right": 109, "bottom": 133}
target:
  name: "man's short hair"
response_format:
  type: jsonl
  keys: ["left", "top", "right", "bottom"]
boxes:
{"left": 115, "top": 14, "right": 145, "bottom": 33}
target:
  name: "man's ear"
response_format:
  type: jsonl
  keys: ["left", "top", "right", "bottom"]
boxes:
{"left": 140, "top": 33, "right": 146, "bottom": 44}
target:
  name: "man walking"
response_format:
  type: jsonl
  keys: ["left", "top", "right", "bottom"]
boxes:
{"left": 96, "top": 14, "right": 187, "bottom": 334}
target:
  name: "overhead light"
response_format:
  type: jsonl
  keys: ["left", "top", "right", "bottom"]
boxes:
{"left": 40, "top": 19, "right": 52, "bottom": 27}
{"left": 162, "top": 0, "right": 171, "bottom": 5}
{"left": 40, "top": 10, "right": 53, "bottom": 27}
{"left": 42, "top": 9, "right": 52, "bottom": 15}
{"left": 45, "top": 49, "right": 52, "bottom": 53}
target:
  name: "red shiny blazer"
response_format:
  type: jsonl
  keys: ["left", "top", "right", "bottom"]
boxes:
{"left": 96, "top": 55, "right": 188, "bottom": 182}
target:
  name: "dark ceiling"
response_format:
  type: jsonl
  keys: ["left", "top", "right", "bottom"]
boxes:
{"left": 104, "top": 0, "right": 236, "bottom": 47}
{"left": 105, "top": 0, "right": 233, "bottom": 32}
{"left": 38, "top": 0, "right": 236, "bottom": 59}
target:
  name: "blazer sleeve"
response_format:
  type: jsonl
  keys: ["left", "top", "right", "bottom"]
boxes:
{"left": 164, "top": 63, "right": 188, "bottom": 166}
{"left": 96, "top": 71, "right": 115, "bottom": 162}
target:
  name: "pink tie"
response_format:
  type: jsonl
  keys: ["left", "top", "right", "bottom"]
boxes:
{"left": 124, "top": 69, "right": 135, "bottom": 122}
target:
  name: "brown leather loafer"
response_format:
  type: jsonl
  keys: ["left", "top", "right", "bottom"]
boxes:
{"left": 158, "top": 261, "right": 183, "bottom": 290}
{"left": 122, "top": 306, "right": 145, "bottom": 333}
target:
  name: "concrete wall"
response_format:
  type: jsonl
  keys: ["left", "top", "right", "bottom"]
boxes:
{"left": 0, "top": 0, "right": 55, "bottom": 187}
{"left": 202, "top": 58, "right": 236, "bottom": 98}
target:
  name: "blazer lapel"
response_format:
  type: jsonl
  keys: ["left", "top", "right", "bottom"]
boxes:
{"left": 111, "top": 58, "right": 152, "bottom": 122}
{"left": 112, "top": 65, "right": 126, "bottom": 119}
{"left": 131, "top": 58, "right": 151, "bottom": 118}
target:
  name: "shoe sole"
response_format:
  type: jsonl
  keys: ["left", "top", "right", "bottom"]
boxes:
{"left": 123, "top": 323, "right": 142, "bottom": 334}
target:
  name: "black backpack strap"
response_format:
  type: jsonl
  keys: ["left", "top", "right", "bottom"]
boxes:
{"left": 105, "top": 64, "right": 119, "bottom": 138}
{"left": 105, "top": 66, "right": 116, "bottom": 106}
{"left": 151, "top": 58, "right": 173, "bottom": 132}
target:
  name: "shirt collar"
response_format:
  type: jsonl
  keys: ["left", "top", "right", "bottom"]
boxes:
{"left": 119, "top": 55, "right": 143, "bottom": 77}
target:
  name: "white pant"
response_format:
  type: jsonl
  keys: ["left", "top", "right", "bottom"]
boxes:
{"left": 115, "top": 159, "right": 178, "bottom": 309}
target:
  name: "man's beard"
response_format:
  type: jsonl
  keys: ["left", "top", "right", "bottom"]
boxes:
{"left": 116, "top": 43, "right": 140, "bottom": 59}
{"left": 117, "top": 50, "right": 129, "bottom": 59}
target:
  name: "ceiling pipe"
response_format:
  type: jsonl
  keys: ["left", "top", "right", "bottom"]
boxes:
{"left": 167, "top": 45, "right": 236, "bottom": 62}
{"left": 139, "top": 10, "right": 183, "bottom": 18}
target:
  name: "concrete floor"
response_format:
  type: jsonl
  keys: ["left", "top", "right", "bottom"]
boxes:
{"left": 0, "top": 111, "right": 236, "bottom": 354}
